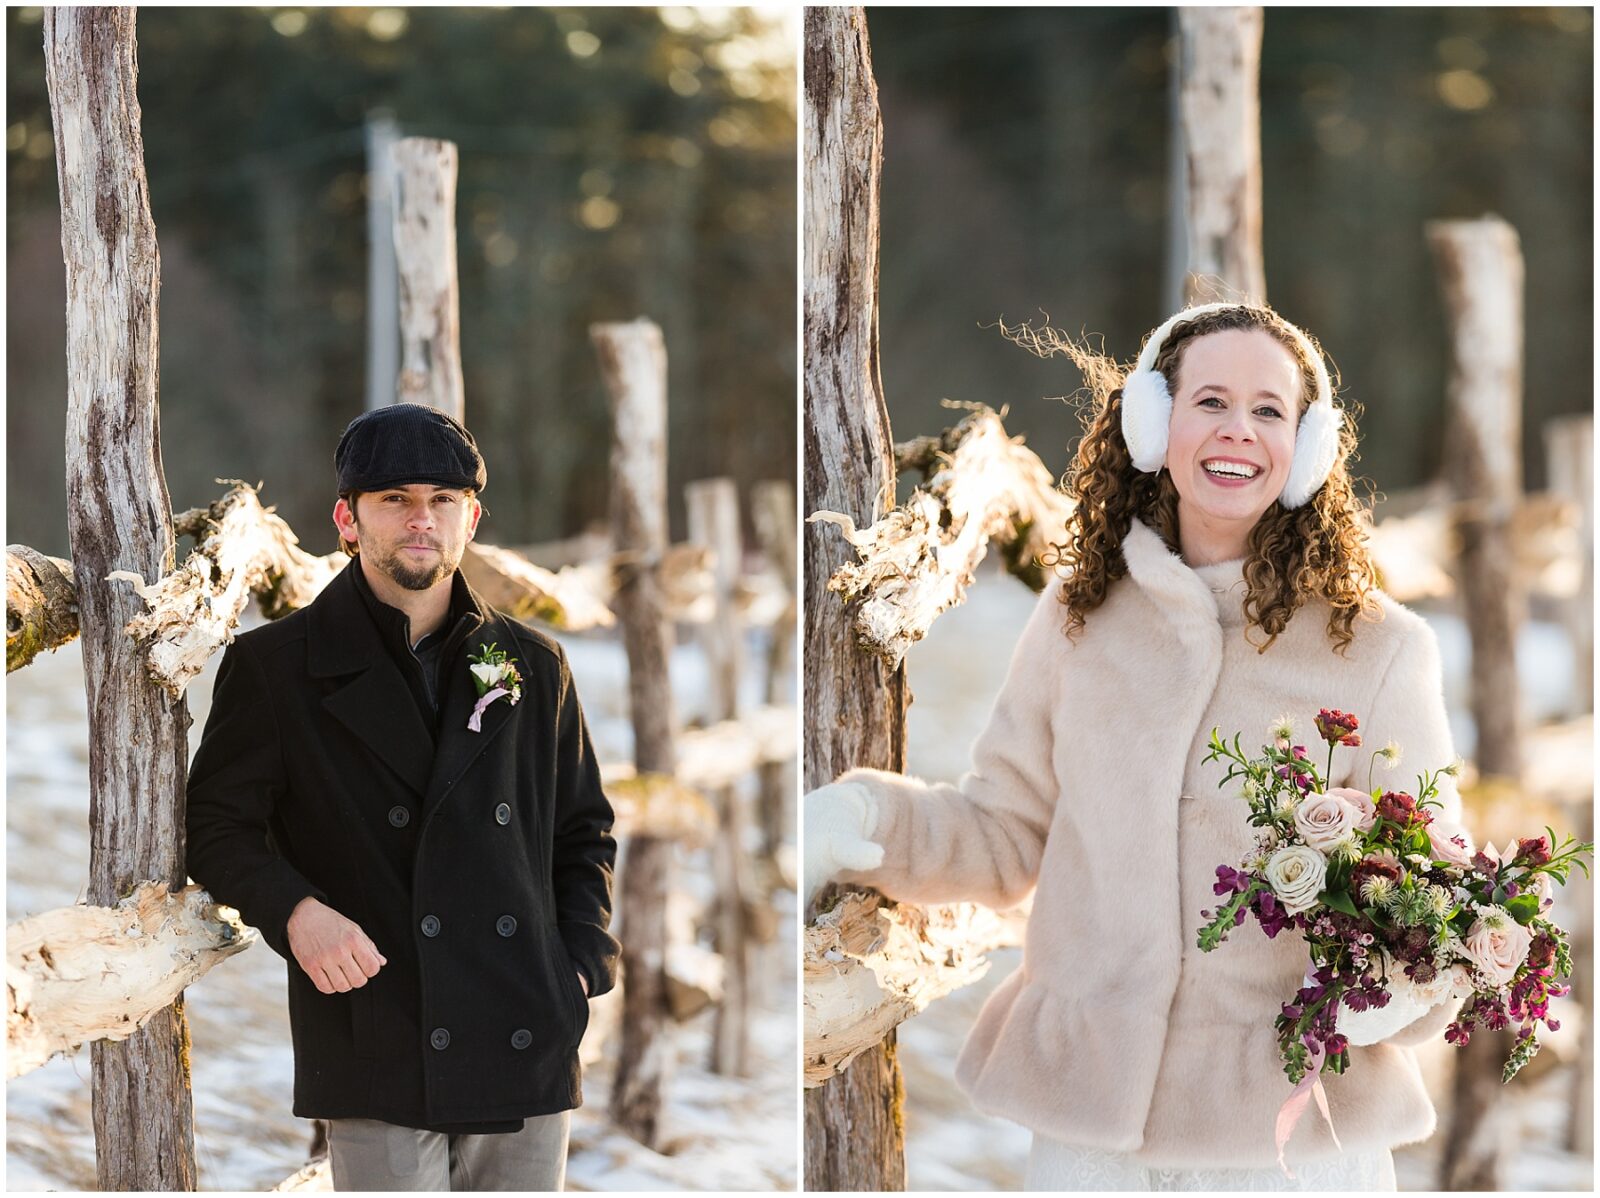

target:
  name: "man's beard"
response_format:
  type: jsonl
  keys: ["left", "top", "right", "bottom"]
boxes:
{"left": 369, "top": 542, "right": 458, "bottom": 591}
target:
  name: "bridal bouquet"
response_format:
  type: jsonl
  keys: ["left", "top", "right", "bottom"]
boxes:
{"left": 1195, "top": 708, "right": 1591, "bottom": 1089}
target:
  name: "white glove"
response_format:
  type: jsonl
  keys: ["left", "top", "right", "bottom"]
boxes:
{"left": 1336, "top": 965, "right": 1471, "bottom": 1047}
{"left": 804, "top": 781, "right": 884, "bottom": 903}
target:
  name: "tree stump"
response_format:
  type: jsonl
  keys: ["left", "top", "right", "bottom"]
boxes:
{"left": 1175, "top": 6, "right": 1266, "bottom": 305}
{"left": 594, "top": 319, "right": 678, "bottom": 1150}
{"left": 1428, "top": 215, "right": 1525, "bottom": 1192}
{"left": 43, "top": 6, "right": 198, "bottom": 1188}
{"left": 803, "top": 8, "right": 909, "bottom": 1190}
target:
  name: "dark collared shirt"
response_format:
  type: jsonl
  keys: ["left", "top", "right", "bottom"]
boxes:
{"left": 348, "top": 558, "right": 478, "bottom": 732}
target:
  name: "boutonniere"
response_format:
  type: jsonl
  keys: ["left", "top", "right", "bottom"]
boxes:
{"left": 466, "top": 642, "right": 522, "bottom": 732}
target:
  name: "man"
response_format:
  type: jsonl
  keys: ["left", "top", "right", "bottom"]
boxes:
{"left": 186, "top": 403, "right": 618, "bottom": 1191}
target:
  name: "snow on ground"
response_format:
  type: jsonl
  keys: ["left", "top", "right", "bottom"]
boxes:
{"left": 892, "top": 560, "right": 1593, "bottom": 1192}
{"left": 6, "top": 612, "right": 797, "bottom": 1192}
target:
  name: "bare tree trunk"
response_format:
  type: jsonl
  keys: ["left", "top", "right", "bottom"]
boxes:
{"left": 1427, "top": 216, "right": 1525, "bottom": 1193}
{"left": 364, "top": 109, "right": 400, "bottom": 411}
{"left": 688, "top": 479, "right": 752, "bottom": 1077}
{"left": 1543, "top": 415, "right": 1593, "bottom": 717}
{"left": 1175, "top": 7, "right": 1266, "bottom": 305}
{"left": 392, "top": 137, "right": 463, "bottom": 421}
{"left": 594, "top": 319, "right": 678, "bottom": 1149}
{"left": 43, "top": 7, "right": 198, "bottom": 1189}
{"left": 803, "top": 8, "right": 908, "bottom": 1190}
{"left": 752, "top": 480, "right": 797, "bottom": 868}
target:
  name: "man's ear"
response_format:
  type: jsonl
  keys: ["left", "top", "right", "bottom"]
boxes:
{"left": 333, "top": 496, "right": 358, "bottom": 546}
{"left": 467, "top": 495, "right": 483, "bottom": 540}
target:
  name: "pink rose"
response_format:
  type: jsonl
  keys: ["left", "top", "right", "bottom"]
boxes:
{"left": 1427, "top": 819, "right": 1477, "bottom": 869}
{"left": 1325, "top": 787, "right": 1377, "bottom": 832}
{"left": 1462, "top": 914, "right": 1533, "bottom": 986}
{"left": 1293, "top": 790, "right": 1370, "bottom": 851}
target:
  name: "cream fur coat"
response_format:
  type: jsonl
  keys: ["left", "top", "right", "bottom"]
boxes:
{"left": 837, "top": 518, "right": 1463, "bottom": 1169}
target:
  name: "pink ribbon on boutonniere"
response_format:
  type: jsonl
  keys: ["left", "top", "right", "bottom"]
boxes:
{"left": 1274, "top": 1040, "right": 1341, "bottom": 1179}
{"left": 468, "top": 687, "right": 510, "bottom": 733}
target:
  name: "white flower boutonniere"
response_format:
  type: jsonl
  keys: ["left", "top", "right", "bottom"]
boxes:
{"left": 466, "top": 642, "right": 522, "bottom": 732}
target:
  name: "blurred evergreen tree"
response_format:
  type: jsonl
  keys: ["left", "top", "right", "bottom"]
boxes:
{"left": 866, "top": 6, "right": 1591, "bottom": 500}
{"left": 7, "top": 6, "right": 796, "bottom": 555}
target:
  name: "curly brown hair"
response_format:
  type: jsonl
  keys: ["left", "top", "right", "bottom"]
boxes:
{"left": 1007, "top": 305, "right": 1381, "bottom": 654}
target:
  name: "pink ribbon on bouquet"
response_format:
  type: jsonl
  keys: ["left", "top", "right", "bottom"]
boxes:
{"left": 468, "top": 686, "right": 510, "bottom": 733}
{"left": 1274, "top": 1040, "right": 1342, "bottom": 1179}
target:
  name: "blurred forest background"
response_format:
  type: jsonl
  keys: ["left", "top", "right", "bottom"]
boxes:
{"left": 866, "top": 6, "right": 1591, "bottom": 495}
{"left": 6, "top": 5, "right": 795, "bottom": 555}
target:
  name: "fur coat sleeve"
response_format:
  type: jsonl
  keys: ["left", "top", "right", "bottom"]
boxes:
{"left": 1347, "top": 616, "right": 1466, "bottom": 1048}
{"left": 834, "top": 578, "right": 1070, "bottom": 910}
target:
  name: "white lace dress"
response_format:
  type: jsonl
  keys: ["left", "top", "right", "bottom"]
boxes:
{"left": 1024, "top": 1136, "right": 1396, "bottom": 1192}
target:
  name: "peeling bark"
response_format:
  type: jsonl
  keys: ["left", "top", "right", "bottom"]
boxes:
{"left": 6, "top": 546, "right": 79, "bottom": 671}
{"left": 804, "top": 892, "right": 1028, "bottom": 1088}
{"left": 392, "top": 138, "right": 463, "bottom": 420}
{"left": 811, "top": 406, "right": 1074, "bottom": 669}
{"left": 7, "top": 883, "right": 254, "bottom": 1079}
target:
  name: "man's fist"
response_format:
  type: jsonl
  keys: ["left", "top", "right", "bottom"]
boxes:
{"left": 286, "top": 897, "right": 387, "bottom": 995}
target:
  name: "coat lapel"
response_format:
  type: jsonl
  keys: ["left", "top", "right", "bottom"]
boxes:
{"left": 420, "top": 614, "right": 521, "bottom": 828}
{"left": 1121, "top": 518, "right": 1226, "bottom": 657}
{"left": 307, "top": 563, "right": 435, "bottom": 798}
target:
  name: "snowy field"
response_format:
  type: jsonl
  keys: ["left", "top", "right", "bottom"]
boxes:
{"left": 6, "top": 614, "right": 798, "bottom": 1192}
{"left": 892, "top": 561, "right": 1594, "bottom": 1192}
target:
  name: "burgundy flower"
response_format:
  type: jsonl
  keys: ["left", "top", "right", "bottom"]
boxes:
{"left": 1314, "top": 708, "right": 1360, "bottom": 745}
{"left": 1376, "top": 790, "right": 1418, "bottom": 826}
{"left": 1471, "top": 849, "right": 1502, "bottom": 878}
{"left": 1351, "top": 854, "right": 1403, "bottom": 892}
{"left": 1528, "top": 932, "right": 1557, "bottom": 969}
{"left": 1515, "top": 835, "right": 1552, "bottom": 868}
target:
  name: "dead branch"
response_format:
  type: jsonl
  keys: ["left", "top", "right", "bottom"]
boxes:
{"left": 7, "top": 546, "right": 79, "bottom": 671}
{"left": 7, "top": 883, "right": 255, "bottom": 1079}
{"left": 803, "top": 890, "right": 1028, "bottom": 1088}
{"left": 809, "top": 405, "right": 1074, "bottom": 668}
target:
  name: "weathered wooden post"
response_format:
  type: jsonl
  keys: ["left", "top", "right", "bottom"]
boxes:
{"left": 803, "top": 7, "right": 909, "bottom": 1190}
{"left": 1543, "top": 414, "right": 1593, "bottom": 716}
{"left": 43, "top": 7, "right": 198, "bottom": 1189}
{"left": 687, "top": 478, "right": 752, "bottom": 1077}
{"left": 593, "top": 318, "right": 678, "bottom": 1148}
{"left": 752, "top": 479, "right": 797, "bottom": 868}
{"left": 364, "top": 109, "right": 400, "bottom": 411}
{"left": 1427, "top": 215, "right": 1525, "bottom": 1192}
{"left": 1172, "top": 7, "right": 1266, "bottom": 306}
{"left": 392, "top": 137, "right": 463, "bottom": 421}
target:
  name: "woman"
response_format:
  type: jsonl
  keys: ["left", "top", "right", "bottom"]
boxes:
{"left": 805, "top": 302, "right": 1464, "bottom": 1191}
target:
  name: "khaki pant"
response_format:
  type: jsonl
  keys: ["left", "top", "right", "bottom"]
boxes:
{"left": 327, "top": 1112, "right": 570, "bottom": 1192}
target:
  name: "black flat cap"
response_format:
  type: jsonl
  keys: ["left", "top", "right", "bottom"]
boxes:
{"left": 335, "top": 403, "right": 487, "bottom": 494}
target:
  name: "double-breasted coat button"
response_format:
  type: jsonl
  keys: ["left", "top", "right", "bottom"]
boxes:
{"left": 420, "top": 915, "right": 441, "bottom": 937}
{"left": 510, "top": 1029, "right": 532, "bottom": 1050}
{"left": 430, "top": 1027, "right": 450, "bottom": 1050}
{"left": 494, "top": 803, "right": 511, "bottom": 825}
{"left": 495, "top": 915, "right": 517, "bottom": 937}
{"left": 388, "top": 805, "right": 410, "bottom": 828}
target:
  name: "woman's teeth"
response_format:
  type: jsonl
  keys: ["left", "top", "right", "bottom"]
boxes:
{"left": 1203, "top": 462, "right": 1260, "bottom": 479}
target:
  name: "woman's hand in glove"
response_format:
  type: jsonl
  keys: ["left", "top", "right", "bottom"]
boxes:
{"left": 804, "top": 781, "right": 883, "bottom": 903}
{"left": 1336, "top": 967, "right": 1471, "bottom": 1046}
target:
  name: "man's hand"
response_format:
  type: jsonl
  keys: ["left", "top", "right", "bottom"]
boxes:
{"left": 286, "top": 897, "right": 387, "bottom": 995}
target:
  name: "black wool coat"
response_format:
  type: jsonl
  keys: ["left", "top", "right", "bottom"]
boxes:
{"left": 185, "top": 559, "right": 619, "bottom": 1132}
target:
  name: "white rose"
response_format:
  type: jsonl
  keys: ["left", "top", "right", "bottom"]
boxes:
{"left": 1410, "top": 963, "right": 1475, "bottom": 1006}
{"left": 1265, "top": 844, "right": 1328, "bottom": 915}
{"left": 1293, "top": 792, "right": 1366, "bottom": 853}
{"left": 1462, "top": 916, "right": 1534, "bottom": 986}
{"left": 470, "top": 662, "right": 500, "bottom": 687}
